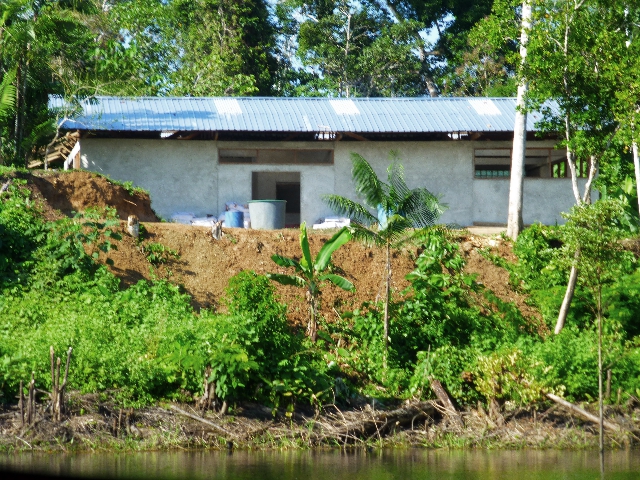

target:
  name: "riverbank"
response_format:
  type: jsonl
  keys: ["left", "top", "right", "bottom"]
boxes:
{"left": 1, "top": 393, "right": 638, "bottom": 452}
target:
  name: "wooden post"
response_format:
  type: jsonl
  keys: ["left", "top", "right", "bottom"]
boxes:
{"left": 54, "top": 357, "right": 61, "bottom": 421}
{"left": 50, "top": 346, "right": 56, "bottom": 417}
{"left": 59, "top": 347, "right": 72, "bottom": 420}
{"left": 27, "top": 372, "right": 35, "bottom": 425}
{"left": 19, "top": 380, "right": 24, "bottom": 427}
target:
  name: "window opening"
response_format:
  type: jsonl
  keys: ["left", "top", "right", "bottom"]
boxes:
{"left": 474, "top": 148, "right": 583, "bottom": 179}
{"left": 220, "top": 149, "right": 332, "bottom": 165}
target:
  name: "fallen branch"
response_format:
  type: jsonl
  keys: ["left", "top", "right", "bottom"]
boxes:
{"left": 430, "top": 378, "right": 464, "bottom": 429}
{"left": 170, "top": 405, "right": 239, "bottom": 439}
{"left": 546, "top": 393, "right": 622, "bottom": 432}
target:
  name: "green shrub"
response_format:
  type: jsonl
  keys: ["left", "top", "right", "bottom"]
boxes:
{"left": 512, "top": 223, "right": 565, "bottom": 290}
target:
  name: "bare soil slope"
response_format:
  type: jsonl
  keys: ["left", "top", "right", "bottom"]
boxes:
{"left": 26, "top": 171, "right": 538, "bottom": 326}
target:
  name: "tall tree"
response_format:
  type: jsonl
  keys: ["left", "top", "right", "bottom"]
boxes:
{"left": 525, "top": 0, "right": 621, "bottom": 333}
{"left": 380, "top": 0, "right": 495, "bottom": 96}
{"left": 323, "top": 152, "right": 444, "bottom": 367}
{"left": 90, "top": 0, "right": 177, "bottom": 96}
{"left": 282, "top": 0, "right": 423, "bottom": 97}
{"left": 169, "top": 0, "right": 278, "bottom": 96}
{"left": 608, "top": 5, "right": 640, "bottom": 218}
{"left": 278, "top": 0, "right": 494, "bottom": 97}
{"left": 507, "top": 1, "right": 531, "bottom": 240}
{"left": 0, "top": 0, "right": 99, "bottom": 166}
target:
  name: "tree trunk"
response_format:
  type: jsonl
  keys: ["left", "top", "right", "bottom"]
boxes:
{"left": 555, "top": 254, "right": 579, "bottom": 335}
{"left": 507, "top": 1, "right": 532, "bottom": 240}
{"left": 308, "top": 289, "right": 318, "bottom": 343}
{"left": 633, "top": 142, "right": 640, "bottom": 218}
{"left": 383, "top": 240, "right": 391, "bottom": 369}
{"left": 597, "top": 285, "right": 604, "bottom": 466}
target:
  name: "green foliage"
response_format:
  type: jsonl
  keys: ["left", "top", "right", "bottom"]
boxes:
{"left": 268, "top": 223, "right": 354, "bottom": 342}
{"left": 141, "top": 242, "right": 179, "bottom": 266}
{"left": 511, "top": 223, "right": 566, "bottom": 290}
{"left": 598, "top": 176, "right": 640, "bottom": 234}
{"left": 0, "top": 185, "right": 330, "bottom": 408}
{"left": 559, "top": 199, "right": 634, "bottom": 296}
{"left": 474, "top": 347, "right": 552, "bottom": 406}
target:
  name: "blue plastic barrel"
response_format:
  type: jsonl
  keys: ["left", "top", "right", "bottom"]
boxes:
{"left": 224, "top": 210, "right": 244, "bottom": 228}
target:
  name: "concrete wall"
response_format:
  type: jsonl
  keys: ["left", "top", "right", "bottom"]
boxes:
{"left": 81, "top": 138, "right": 217, "bottom": 219}
{"left": 472, "top": 178, "right": 589, "bottom": 225}
{"left": 333, "top": 141, "right": 474, "bottom": 226}
{"left": 81, "top": 137, "right": 581, "bottom": 226}
{"left": 217, "top": 141, "right": 335, "bottom": 225}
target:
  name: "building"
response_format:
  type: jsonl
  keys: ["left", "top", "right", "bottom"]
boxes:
{"left": 55, "top": 96, "right": 588, "bottom": 226}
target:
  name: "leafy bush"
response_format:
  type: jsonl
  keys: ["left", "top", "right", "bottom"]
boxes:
{"left": 511, "top": 223, "right": 565, "bottom": 290}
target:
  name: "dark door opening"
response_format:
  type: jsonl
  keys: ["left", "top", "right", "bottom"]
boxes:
{"left": 252, "top": 172, "right": 301, "bottom": 227}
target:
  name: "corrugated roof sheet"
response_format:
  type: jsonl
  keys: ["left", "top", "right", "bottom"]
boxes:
{"left": 52, "top": 96, "right": 553, "bottom": 133}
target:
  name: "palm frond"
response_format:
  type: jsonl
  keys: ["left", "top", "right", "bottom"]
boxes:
{"left": 323, "top": 194, "right": 378, "bottom": 226}
{"left": 400, "top": 187, "right": 444, "bottom": 226}
{"left": 0, "top": 68, "right": 16, "bottom": 117}
{"left": 349, "top": 223, "right": 384, "bottom": 247}
{"left": 383, "top": 214, "right": 414, "bottom": 244}
{"left": 387, "top": 159, "right": 410, "bottom": 207}
{"left": 351, "top": 153, "right": 384, "bottom": 207}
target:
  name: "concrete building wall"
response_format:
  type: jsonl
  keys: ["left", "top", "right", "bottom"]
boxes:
{"left": 81, "top": 138, "right": 217, "bottom": 219}
{"left": 333, "top": 141, "right": 475, "bottom": 226}
{"left": 472, "top": 177, "right": 589, "bottom": 225}
{"left": 80, "top": 137, "right": 581, "bottom": 226}
{"left": 216, "top": 141, "right": 335, "bottom": 225}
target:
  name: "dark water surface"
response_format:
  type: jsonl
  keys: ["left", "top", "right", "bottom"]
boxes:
{"left": 1, "top": 449, "right": 639, "bottom": 480}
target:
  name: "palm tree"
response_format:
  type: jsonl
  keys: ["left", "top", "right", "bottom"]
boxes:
{"left": 323, "top": 151, "right": 444, "bottom": 364}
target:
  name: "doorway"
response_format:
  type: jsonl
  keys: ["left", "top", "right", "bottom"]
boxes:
{"left": 252, "top": 172, "right": 301, "bottom": 226}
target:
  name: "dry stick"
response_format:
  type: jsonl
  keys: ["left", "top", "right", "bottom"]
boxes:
{"left": 50, "top": 346, "right": 56, "bottom": 417}
{"left": 28, "top": 373, "right": 35, "bottom": 425}
{"left": 546, "top": 393, "right": 622, "bottom": 432}
{"left": 54, "top": 357, "right": 61, "bottom": 421}
{"left": 170, "top": 405, "right": 239, "bottom": 439}
{"left": 57, "top": 347, "right": 72, "bottom": 421}
{"left": 19, "top": 380, "right": 24, "bottom": 427}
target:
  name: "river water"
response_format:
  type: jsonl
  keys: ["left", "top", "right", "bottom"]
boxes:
{"left": 1, "top": 449, "right": 639, "bottom": 479}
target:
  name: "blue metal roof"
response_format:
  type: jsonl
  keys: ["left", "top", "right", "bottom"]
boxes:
{"left": 52, "top": 96, "right": 552, "bottom": 133}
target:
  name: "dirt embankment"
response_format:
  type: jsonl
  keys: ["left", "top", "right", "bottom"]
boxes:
{"left": 4, "top": 170, "right": 638, "bottom": 452}
{"left": 21, "top": 170, "right": 540, "bottom": 326}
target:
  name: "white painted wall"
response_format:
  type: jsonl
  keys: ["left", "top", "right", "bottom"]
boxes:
{"left": 472, "top": 178, "right": 588, "bottom": 225}
{"left": 81, "top": 138, "right": 217, "bottom": 219}
{"left": 80, "top": 137, "right": 584, "bottom": 226}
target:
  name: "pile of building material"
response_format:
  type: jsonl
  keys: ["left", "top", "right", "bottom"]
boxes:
{"left": 171, "top": 202, "right": 251, "bottom": 228}
{"left": 312, "top": 216, "right": 351, "bottom": 230}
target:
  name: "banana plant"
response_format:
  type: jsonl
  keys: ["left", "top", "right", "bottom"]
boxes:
{"left": 267, "top": 223, "right": 354, "bottom": 343}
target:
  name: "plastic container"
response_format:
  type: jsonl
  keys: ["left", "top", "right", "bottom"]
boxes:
{"left": 248, "top": 200, "right": 286, "bottom": 230}
{"left": 224, "top": 210, "right": 244, "bottom": 228}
